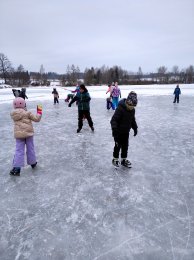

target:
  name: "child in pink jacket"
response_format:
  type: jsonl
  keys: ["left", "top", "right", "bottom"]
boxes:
{"left": 10, "top": 98, "right": 42, "bottom": 176}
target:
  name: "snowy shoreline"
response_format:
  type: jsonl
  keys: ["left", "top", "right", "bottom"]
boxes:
{"left": 0, "top": 84, "right": 194, "bottom": 104}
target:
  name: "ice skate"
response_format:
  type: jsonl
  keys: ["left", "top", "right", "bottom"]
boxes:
{"left": 10, "top": 167, "right": 20, "bottom": 176}
{"left": 31, "top": 162, "right": 37, "bottom": 169}
{"left": 112, "top": 158, "right": 120, "bottom": 168}
{"left": 121, "top": 159, "right": 132, "bottom": 168}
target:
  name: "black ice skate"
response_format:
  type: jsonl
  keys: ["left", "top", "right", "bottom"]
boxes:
{"left": 121, "top": 159, "right": 132, "bottom": 168}
{"left": 112, "top": 158, "right": 120, "bottom": 168}
{"left": 10, "top": 167, "right": 21, "bottom": 176}
{"left": 31, "top": 162, "right": 37, "bottom": 169}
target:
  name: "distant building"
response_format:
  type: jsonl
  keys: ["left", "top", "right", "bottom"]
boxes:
{"left": 49, "top": 79, "right": 62, "bottom": 87}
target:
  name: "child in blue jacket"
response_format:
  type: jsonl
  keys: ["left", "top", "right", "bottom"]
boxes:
{"left": 173, "top": 85, "right": 181, "bottom": 103}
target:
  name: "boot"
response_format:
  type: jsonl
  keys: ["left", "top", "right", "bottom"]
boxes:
{"left": 112, "top": 158, "right": 120, "bottom": 167}
{"left": 91, "top": 126, "right": 94, "bottom": 132}
{"left": 121, "top": 159, "right": 132, "bottom": 168}
{"left": 10, "top": 167, "right": 21, "bottom": 176}
{"left": 77, "top": 128, "right": 81, "bottom": 133}
{"left": 31, "top": 162, "right": 37, "bottom": 169}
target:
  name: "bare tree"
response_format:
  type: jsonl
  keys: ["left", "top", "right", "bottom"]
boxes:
{"left": 84, "top": 68, "right": 93, "bottom": 85}
{"left": 185, "top": 65, "right": 194, "bottom": 83}
{"left": 172, "top": 65, "right": 179, "bottom": 75}
{"left": 17, "top": 64, "right": 24, "bottom": 72}
{"left": 65, "top": 64, "right": 80, "bottom": 85}
{"left": 137, "top": 66, "right": 143, "bottom": 81}
{"left": 100, "top": 65, "right": 109, "bottom": 84}
{"left": 157, "top": 66, "right": 168, "bottom": 83}
{"left": 39, "top": 64, "right": 48, "bottom": 85}
{"left": 70, "top": 64, "right": 77, "bottom": 84}
{"left": 0, "top": 53, "right": 12, "bottom": 84}
{"left": 171, "top": 65, "right": 179, "bottom": 83}
{"left": 76, "top": 66, "right": 80, "bottom": 81}
{"left": 179, "top": 69, "right": 186, "bottom": 83}
{"left": 17, "top": 64, "right": 24, "bottom": 86}
{"left": 40, "top": 64, "right": 45, "bottom": 75}
{"left": 66, "top": 64, "right": 71, "bottom": 84}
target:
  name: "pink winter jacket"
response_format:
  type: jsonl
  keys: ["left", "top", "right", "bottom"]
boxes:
{"left": 11, "top": 109, "right": 41, "bottom": 139}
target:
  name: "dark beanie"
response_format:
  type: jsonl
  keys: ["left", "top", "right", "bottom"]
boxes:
{"left": 126, "top": 91, "right": 138, "bottom": 106}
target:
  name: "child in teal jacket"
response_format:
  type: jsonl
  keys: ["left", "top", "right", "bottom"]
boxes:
{"left": 68, "top": 84, "right": 94, "bottom": 133}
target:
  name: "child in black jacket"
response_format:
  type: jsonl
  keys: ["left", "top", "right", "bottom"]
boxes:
{"left": 52, "top": 88, "right": 59, "bottom": 104}
{"left": 110, "top": 91, "right": 138, "bottom": 167}
{"left": 19, "top": 88, "right": 28, "bottom": 100}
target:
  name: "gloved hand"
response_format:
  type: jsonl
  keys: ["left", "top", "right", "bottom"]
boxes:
{"left": 134, "top": 128, "right": 138, "bottom": 136}
{"left": 68, "top": 103, "right": 71, "bottom": 107}
{"left": 37, "top": 105, "right": 42, "bottom": 115}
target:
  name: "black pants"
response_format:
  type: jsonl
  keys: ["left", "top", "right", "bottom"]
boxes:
{"left": 78, "top": 110, "right": 93, "bottom": 129}
{"left": 113, "top": 133, "right": 129, "bottom": 159}
{"left": 173, "top": 96, "right": 179, "bottom": 103}
{"left": 106, "top": 100, "right": 114, "bottom": 110}
{"left": 54, "top": 97, "right": 59, "bottom": 104}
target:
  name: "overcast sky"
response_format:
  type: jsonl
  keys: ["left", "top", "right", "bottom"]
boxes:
{"left": 0, "top": 0, "right": 193, "bottom": 73}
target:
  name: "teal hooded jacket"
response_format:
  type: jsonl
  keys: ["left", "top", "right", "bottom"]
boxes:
{"left": 69, "top": 90, "right": 91, "bottom": 111}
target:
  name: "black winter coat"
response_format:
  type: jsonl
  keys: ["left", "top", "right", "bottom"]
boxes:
{"left": 110, "top": 99, "right": 138, "bottom": 135}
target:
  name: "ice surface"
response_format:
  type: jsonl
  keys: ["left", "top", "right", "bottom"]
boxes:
{"left": 0, "top": 86, "right": 194, "bottom": 259}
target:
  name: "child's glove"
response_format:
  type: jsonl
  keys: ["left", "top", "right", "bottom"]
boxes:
{"left": 37, "top": 105, "right": 42, "bottom": 115}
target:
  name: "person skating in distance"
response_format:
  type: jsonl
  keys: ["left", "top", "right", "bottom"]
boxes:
{"left": 173, "top": 84, "right": 181, "bottom": 103}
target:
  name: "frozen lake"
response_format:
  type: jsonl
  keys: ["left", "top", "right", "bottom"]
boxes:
{"left": 1, "top": 83, "right": 194, "bottom": 104}
{"left": 0, "top": 86, "right": 194, "bottom": 259}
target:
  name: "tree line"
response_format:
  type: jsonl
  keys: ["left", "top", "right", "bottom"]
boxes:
{"left": 0, "top": 52, "right": 194, "bottom": 87}
{"left": 83, "top": 65, "right": 194, "bottom": 85}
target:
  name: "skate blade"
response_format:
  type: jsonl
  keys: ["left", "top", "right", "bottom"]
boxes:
{"left": 112, "top": 163, "right": 120, "bottom": 169}
{"left": 121, "top": 165, "right": 132, "bottom": 169}
{"left": 114, "top": 166, "right": 132, "bottom": 173}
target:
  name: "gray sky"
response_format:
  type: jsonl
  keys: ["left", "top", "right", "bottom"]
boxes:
{"left": 0, "top": 0, "right": 193, "bottom": 73}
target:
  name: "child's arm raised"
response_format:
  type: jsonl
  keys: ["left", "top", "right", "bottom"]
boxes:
{"left": 29, "top": 112, "right": 41, "bottom": 122}
{"left": 28, "top": 105, "right": 42, "bottom": 122}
